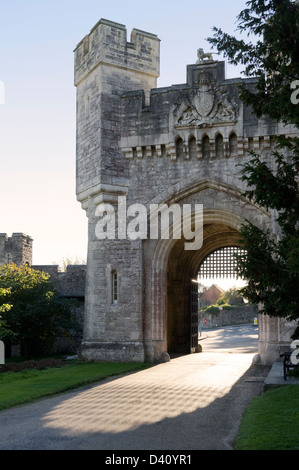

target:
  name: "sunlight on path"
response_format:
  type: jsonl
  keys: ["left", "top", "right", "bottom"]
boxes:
{"left": 42, "top": 352, "right": 255, "bottom": 436}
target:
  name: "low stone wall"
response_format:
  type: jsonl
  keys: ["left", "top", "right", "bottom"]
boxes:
{"left": 31, "top": 264, "right": 86, "bottom": 354}
{"left": 200, "top": 304, "right": 258, "bottom": 329}
{"left": 32, "top": 264, "right": 86, "bottom": 299}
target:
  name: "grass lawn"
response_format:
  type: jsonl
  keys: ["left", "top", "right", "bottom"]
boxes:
{"left": 0, "top": 361, "right": 149, "bottom": 411}
{"left": 234, "top": 385, "right": 299, "bottom": 450}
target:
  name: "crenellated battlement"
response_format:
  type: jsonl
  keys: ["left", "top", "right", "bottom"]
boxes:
{"left": 74, "top": 19, "right": 160, "bottom": 86}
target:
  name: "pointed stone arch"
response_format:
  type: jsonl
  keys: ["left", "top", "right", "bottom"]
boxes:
{"left": 143, "top": 180, "right": 272, "bottom": 362}
{"left": 175, "top": 136, "right": 184, "bottom": 159}
{"left": 202, "top": 135, "right": 211, "bottom": 158}
{"left": 229, "top": 131, "right": 238, "bottom": 157}
{"left": 215, "top": 132, "right": 224, "bottom": 158}
{"left": 188, "top": 135, "right": 197, "bottom": 159}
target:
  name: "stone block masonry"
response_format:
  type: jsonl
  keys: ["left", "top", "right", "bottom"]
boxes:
{"left": 31, "top": 264, "right": 86, "bottom": 299}
{"left": 0, "top": 233, "right": 33, "bottom": 266}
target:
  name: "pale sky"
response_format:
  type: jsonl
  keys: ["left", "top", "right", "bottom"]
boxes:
{"left": 0, "top": 0, "right": 247, "bottom": 267}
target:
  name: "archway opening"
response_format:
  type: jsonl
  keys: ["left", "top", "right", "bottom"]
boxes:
{"left": 197, "top": 246, "right": 250, "bottom": 330}
{"left": 147, "top": 182, "right": 272, "bottom": 364}
{"left": 166, "top": 223, "right": 245, "bottom": 355}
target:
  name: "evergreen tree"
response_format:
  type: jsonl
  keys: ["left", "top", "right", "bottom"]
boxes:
{"left": 209, "top": 0, "right": 299, "bottom": 126}
{"left": 208, "top": 0, "right": 299, "bottom": 338}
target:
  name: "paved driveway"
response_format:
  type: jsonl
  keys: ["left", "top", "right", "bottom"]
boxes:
{"left": 199, "top": 324, "right": 259, "bottom": 353}
{"left": 0, "top": 346, "right": 268, "bottom": 450}
{"left": 0, "top": 325, "right": 269, "bottom": 450}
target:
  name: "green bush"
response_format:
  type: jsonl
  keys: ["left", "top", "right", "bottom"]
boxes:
{"left": 216, "top": 288, "right": 244, "bottom": 306}
{"left": 202, "top": 305, "right": 220, "bottom": 316}
{"left": 200, "top": 303, "right": 235, "bottom": 315}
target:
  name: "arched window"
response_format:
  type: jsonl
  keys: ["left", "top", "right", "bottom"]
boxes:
{"left": 175, "top": 137, "right": 184, "bottom": 159}
{"left": 188, "top": 136, "right": 197, "bottom": 159}
{"left": 229, "top": 133, "right": 238, "bottom": 157}
{"left": 215, "top": 134, "right": 224, "bottom": 158}
{"left": 202, "top": 135, "right": 210, "bottom": 158}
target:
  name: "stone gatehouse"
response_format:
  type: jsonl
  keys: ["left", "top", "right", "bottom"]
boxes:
{"left": 74, "top": 19, "right": 297, "bottom": 365}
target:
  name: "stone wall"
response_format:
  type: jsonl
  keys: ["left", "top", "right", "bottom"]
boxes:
{"left": 32, "top": 264, "right": 86, "bottom": 299}
{"left": 200, "top": 304, "right": 258, "bottom": 329}
{"left": 31, "top": 264, "right": 86, "bottom": 353}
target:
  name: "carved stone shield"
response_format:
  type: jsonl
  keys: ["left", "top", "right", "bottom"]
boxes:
{"left": 194, "top": 87, "right": 215, "bottom": 117}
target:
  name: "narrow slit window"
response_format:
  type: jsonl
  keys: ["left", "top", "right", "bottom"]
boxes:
{"left": 112, "top": 271, "right": 118, "bottom": 304}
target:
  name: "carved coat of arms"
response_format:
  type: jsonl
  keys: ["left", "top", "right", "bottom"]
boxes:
{"left": 173, "top": 71, "right": 238, "bottom": 128}
{"left": 194, "top": 82, "right": 215, "bottom": 117}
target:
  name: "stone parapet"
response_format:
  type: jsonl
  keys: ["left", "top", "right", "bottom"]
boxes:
{"left": 74, "top": 19, "right": 160, "bottom": 86}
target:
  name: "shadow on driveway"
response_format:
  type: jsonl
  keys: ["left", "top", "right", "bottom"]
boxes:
{"left": 0, "top": 350, "right": 270, "bottom": 450}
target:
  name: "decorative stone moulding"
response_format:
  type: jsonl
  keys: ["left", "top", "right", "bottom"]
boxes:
{"left": 121, "top": 134, "right": 282, "bottom": 161}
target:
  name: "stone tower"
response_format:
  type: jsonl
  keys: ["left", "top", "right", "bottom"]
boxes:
{"left": 0, "top": 233, "right": 33, "bottom": 266}
{"left": 74, "top": 19, "right": 160, "bottom": 362}
{"left": 75, "top": 19, "right": 298, "bottom": 365}
{"left": 74, "top": 18, "right": 160, "bottom": 199}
